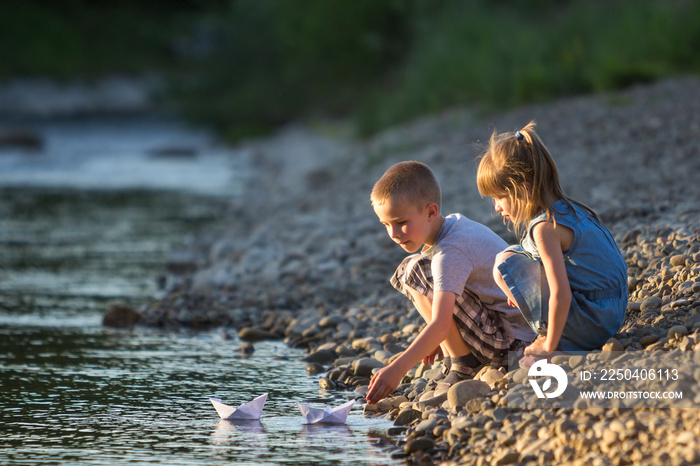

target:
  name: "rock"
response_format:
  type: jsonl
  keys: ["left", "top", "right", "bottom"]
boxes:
{"left": 447, "top": 380, "right": 491, "bottom": 409}
{"left": 512, "top": 368, "right": 529, "bottom": 385}
{"left": 492, "top": 450, "right": 520, "bottom": 465}
{"left": 390, "top": 396, "right": 409, "bottom": 408}
{"left": 319, "top": 314, "right": 343, "bottom": 328}
{"left": 480, "top": 368, "right": 507, "bottom": 389}
{"left": 352, "top": 358, "right": 385, "bottom": 377}
{"left": 238, "top": 327, "right": 277, "bottom": 341}
{"left": 351, "top": 337, "right": 379, "bottom": 352}
{"left": 670, "top": 254, "right": 689, "bottom": 267}
{"left": 602, "top": 338, "right": 624, "bottom": 352}
{"left": 394, "top": 408, "right": 422, "bottom": 426}
{"left": 668, "top": 325, "right": 688, "bottom": 340}
{"left": 414, "top": 419, "right": 439, "bottom": 435}
{"left": 103, "top": 304, "right": 141, "bottom": 328}
{"left": 306, "top": 363, "right": 325, "bottom": 375}
{"left": 387, "top": 426, "right": 408, "bottom": 436}
{"left": 641, "top": 296, "right": 663, "bottom": 312}
{"left": 319, "top": 378, "right": 336, "bottom": 390}
{"left": 240, "top": 342, "right": 255, "bottom": 354}
{"left": 383, "top": 342, "right": 406, "bottom": 354}
{"left": 415, "top": 393, "right": 448, "bottom": 411}
{"left": 302, "top": 349, "right": 336, "bottom": 364}
{"left": 404, "top": 437, "right": 435, "bottom": 454}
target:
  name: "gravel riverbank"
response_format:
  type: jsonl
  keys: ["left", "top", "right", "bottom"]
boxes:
{"left": 136, "top": 77, "right": 700, "bottom": 464}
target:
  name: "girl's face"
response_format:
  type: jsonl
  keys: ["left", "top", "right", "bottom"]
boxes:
{"left": 493, "top": 196, "right": 513, "bottom": 221}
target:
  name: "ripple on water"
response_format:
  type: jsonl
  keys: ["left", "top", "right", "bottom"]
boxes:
{"left": 0, "top": 327, "right": 398, "bottom": 465}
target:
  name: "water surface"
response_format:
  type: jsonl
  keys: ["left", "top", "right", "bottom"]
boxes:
{"left": 0, "top": 119, "right": 397, "bottom": 465}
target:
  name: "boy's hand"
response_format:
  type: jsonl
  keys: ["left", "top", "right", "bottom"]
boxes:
{"left": 422, "top": 346, "right": 443, "bottom": 367}
{"left": 366, "top": 364, "right": 403, "bottom": 405}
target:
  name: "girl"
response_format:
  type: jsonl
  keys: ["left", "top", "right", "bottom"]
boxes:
{"left": 476, "top": 121, "right": 627, "bottom": 362}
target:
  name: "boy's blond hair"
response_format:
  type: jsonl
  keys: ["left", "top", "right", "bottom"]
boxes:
{"left": 371, "top": 161, "right": 441, "bottom": 210}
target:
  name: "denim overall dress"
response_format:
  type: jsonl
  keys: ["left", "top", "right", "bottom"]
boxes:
{"left": 497, "top": 200, "right": 628, "bottom": 351}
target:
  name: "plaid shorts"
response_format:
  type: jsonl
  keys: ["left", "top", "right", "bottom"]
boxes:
{"left": 391, "top": 254, "right": 515, "bottom": 367}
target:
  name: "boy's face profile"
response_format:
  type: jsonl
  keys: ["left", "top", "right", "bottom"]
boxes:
{"left": 373, "top": 198, "right": 439, "bottom": 253}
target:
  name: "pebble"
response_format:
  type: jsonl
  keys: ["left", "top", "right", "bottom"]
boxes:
{"left": 404, "top": 437, "right": 435, "bottom": 453}
{"left": 394, "top": 408, "right": 422, "bottom": 426}
{"left": 447, "top": 380, "right": 491, "bottom": 409}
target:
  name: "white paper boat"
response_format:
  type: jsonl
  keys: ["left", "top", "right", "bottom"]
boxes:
{"left": 209, "top": 393, "right": 268, "bottom": 420}
{"left": 296, "top": 399, "right": 355, "bottom": 424}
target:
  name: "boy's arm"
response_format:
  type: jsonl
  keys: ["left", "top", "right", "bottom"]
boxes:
{"left": 366, "top": 290, "right": 456, "bottom": 404}
{"left": 528, "top": 221, "right": 572, "bottom": 353}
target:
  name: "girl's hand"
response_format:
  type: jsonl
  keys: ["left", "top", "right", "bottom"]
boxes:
{"left": 366, "top": 364, "right": 403, "bottom": 405}
{"left": 422, "top": 346, "right": 444, "bottom": 367}
{"left": 524, "top": 336, "right": 555, "bottom": 357}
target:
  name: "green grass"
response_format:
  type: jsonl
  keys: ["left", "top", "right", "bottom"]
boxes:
{"left": 354, "top": 0, "right": 700, "bottom": 135}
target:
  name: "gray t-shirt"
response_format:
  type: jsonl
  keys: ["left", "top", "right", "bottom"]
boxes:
{"left": 422, "top": 214, "right": 534, "bottom": 341}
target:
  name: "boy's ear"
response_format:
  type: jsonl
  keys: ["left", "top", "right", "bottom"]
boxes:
{"left": 426, "top": 203, "right": 440, "bottom": 220}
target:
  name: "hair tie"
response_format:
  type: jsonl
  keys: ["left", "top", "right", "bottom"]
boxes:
{"left": 515, "top": 131, "right": 524, "bottom": 141}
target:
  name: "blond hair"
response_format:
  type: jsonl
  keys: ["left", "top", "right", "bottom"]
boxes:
{"left": 370, "top": 161, "right": 441, "bottom": 210}
{"left": 476, "top": 120, "right": 597, "bottom": 235}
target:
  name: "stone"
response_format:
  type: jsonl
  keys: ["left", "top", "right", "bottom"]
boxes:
{"left": 668, "top": 325, "right": 688, "bottom": 340}
{"left": 238, "top": 326, "right": 277, "bottom": 341}
{"left": 302, "top": 349, "right": 336, "bottom": 363}
{"left": 415, "top": 393, "right": 448, "bottom": 411}
{"left": 351, "top": 337, "right": 380, "bottom": 352}
{"left": 306, "top": 363, "right": 325, "bottom": 375}
{"left": 240, "top": 342, "right": 255, "bottom": 354}
{"left": 414, "top": 419, "right": 439, "bottom": 435}
{"left": 602, "top": 338, "right": 624, "bottom": 352}
{"left": 352, "top": 358, "right": 385, "bottom": 377}
{"left": 640, "top": 334, "right": 660, "bottom": 346}
{"left": 670, "top": 254, "right": 689, "bottom": 267}
{"left": 447, "top": 380, "right": 491, "bottom": 409}
{"left": 383, "top": 342, "right": 406, "bottom": 354}
{"left": 319, "top": 378, "right": 336, "bottom": 390}
{"left": 319, "top": 314, "right": 343, "bottom": 328}
{"left": 387, "top": 426, "right": 408, "bottom": 436}
{"left": 480, "top": 368, "right": 506, "bottom": 388}
{"left": 103, "top": 304, "right": 141, "bottom": 328}
{"left": 404, "top": 437, "right": 435, "bottom": 453}
{"left": 512, "top": 368, "right": 529, "bottom": 385}
{"left": 394, "top": 408, "right": 422, "bottom": 426}
{"left": 641, "top": 296, "right": 663, "bottom": 312}
{"left": 492, "top": 449, "right": 520, "bottom": 465}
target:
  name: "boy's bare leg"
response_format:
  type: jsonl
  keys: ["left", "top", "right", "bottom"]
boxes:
{"left": 493, "top": 252, "right": 519, "bottom": 309}
{"left": 405, "top": 287, "right": 471, "bottom": 358}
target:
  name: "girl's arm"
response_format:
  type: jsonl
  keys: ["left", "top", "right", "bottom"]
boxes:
{"left": 530, "top": 221, "right": 573, "bottom": 353}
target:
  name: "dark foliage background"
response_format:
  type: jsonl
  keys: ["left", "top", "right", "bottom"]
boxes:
{"left": 2, "top": 0, "right": 699, "bottom": 140}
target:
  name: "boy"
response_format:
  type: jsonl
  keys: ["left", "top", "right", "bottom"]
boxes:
{"left": 366, "top": 161, "right": 534, "bottom": 404}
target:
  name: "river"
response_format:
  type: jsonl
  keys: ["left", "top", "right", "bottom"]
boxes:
{"left": 0, "top": 118, "right": 397, "bottom": 465}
